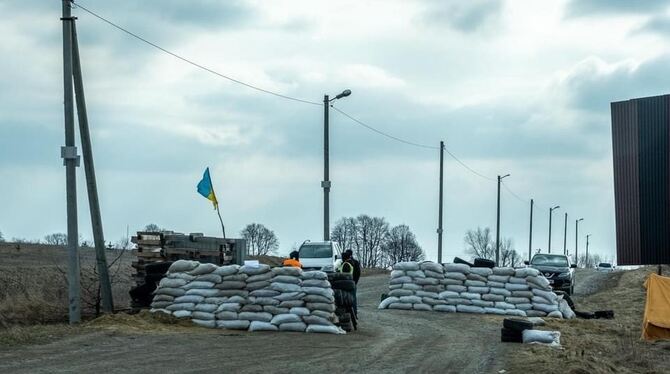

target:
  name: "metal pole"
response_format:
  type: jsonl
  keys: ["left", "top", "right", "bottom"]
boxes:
{"left": 216, "top": 206, "right": 226, "bottom": 239}
{"left": 575, "top": 220, "right": 579, "bottom": 266}
{"left": 322, "top": 95, "right": 330, "bottom": 241}
{"left": 437, "top": 141, "right": 444, "bottom": 264}
{"left": 586, "top": 234, "right": 591, "bottom": 268}
{"left": 495, "top": 175, "right": 501, "bottom": 266}
{"left": 563, "top": 212, "right": 568, "bottom": 256}
{"left": 528, "top": 199, "right": 533, "bottom": 262}
{"left": 61, "top": 0, "right": 81, "bottom": 324}
{"left": 71, "top": 20, "right": 113, "bottom": 314}
{"left": 548, "top": 208, "right": 553, "bottom": 254}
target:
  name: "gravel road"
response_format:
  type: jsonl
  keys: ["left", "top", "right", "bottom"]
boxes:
{"left": 0, "top": 274, "right": 516, "bottom": 374}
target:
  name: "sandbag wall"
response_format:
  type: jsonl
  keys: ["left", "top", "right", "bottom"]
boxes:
{"left": 150, "top": 260, "right": 344, "bottom": 334}
{"left": 379, "top": 261, "right": 575, "bottom": 319}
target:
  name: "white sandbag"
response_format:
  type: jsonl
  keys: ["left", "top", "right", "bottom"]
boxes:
{"left": 471, "top": 299, "right": 494, "bottom": 307}
{"left": 195, "top": 274, "right": 222, "bottom": 284}
{"left": 433, "top": 304, "right": 457, "bottom": 313}
{"left": 490, "top": 288, "right": 512, "bottom": 297}
{"left": 150, "top": 301, "right": 172, "bottom": 309}
{"left": 515, "top": 268, "right": 540, "bottom": 278}
{"left": 527, "top": 276, "right": 552, "bottom": 290}
{"left": 174, "top": 295, "right": 205, "bottom": 304}
{"left": 215, "top": 311, "right": 238, "bottom": 320}
{"left": 274, "top": 291, "right": 306, "bottom": 301}
{"left": 464, "top": 280, "right": 487, "bottom": 287}
{"left": 247, "top": 281, "right": 271, "bottom": 291}
{"left": 153, "top": 294, "right": 174, "bottom": 302}
{"left": 306, "top": 303, "right": 336, "bottom": 313}
{"left": 311, "top": 310, "right": 334, "bottom": 320}
{"left": 390, "top": 284, "right": 402, "bottom": 289}
{"left": 531, "top": 296, "right": 553, "bottom": 305}
{"left": 527, "top": 317, "right": 546, "bottom": 326}
{"left": 290, "top": 307, "right": 311, "bottom": 316}
{"left": 388, "top": 289, "right": 415, "bottom": 297}
{"left": 166, "top": 302, "right": 195, "bottom": 311}
{"left": 487, "top": 281, "right": 505, "bottom": 288}
{"left": 407, "top": 270, "right": 426, "bottom": 279}
{"left": 389, "top": 276, "right": 413, "bottom": 285}
{"left": 172, "top": 310, "right": 192, "bottom": 318}
{"left": 445, "top": 272, "right": 467, "bottom": 281}
{"left": 270, "top": 282, "right": 302, "bottom": 293}
{"left": 388, "top": 303, "right": 413, "bottom": 310}
{"left": 505, "top": 283, "right": 529, "bottom": 291}
{"left": 155, "top": 288, "right": 186, "bottom": 297}
{"left": 547, "top": 310, "right": 563, "bottom": 319}
{"left": 183, "top": 281, "right": 215, "bottom": 290}
{"left": 186, "top": 289, "right": 220, "bottom": 298}
{"left": 238, "top": 311, "right": 273, "bottom": 322}
{"left": 412, "top": 303, "right": 432, "bottom": 311}
{"left": 273, "top": 275, "right": 302, "bottom": 285}
{"left": 422, "top": 297, "right": 447, "bottom": 305}
{"left": 506, "top": 297, "right": 531, "bottom": 304}
{"left": 522, "top": 330, "right": 561, "bottom": 347}
{"left": 279, "top": 322, "right": 307, "bottom": 332}
{"left": 271, "top": 313, "right": 302, "bottom": 325}
{"left": 444, "top": 263, "right": 470, "bottom": 274}
{"left": 516, "top": 303, "right": 533, "bottom": 311}
{"left": 460, "top": 292, "right": 482, "bottom": 300}
{"left": 488, "top": 275, "right": 510, "bottom": 283}
{"left": 306, "top": 324, "right": 344, "bottom": 334}
{"left": 446, "top": 285, "right": 467, "bottom": 293}
{"left": 415, "top": 290, "right": 439, "bottom": 298}
{"left": 533, "top": 303, "right": 559, "bottom": 313}
{"left": 250, "top": 289, "right": 280, "bottom": 298}
{"left": 494, "top": 302, "right": 516, "bottom": 310}
{"left": 466, "top": 273, "right": 488, "bottom": 282}
{"left": 511, "top": 290, "right": 534, "bottom": 298}
{"left": 420, "top": 261, "right": 444, "bottom": 273}
{"left": 390, "top": 270, "right": 406, "bottom": 278}
{"left": 264, "top": 306, "right": 290, "bottom": 315}
{"left": 559, "top": 299, "right": 575, "bottom": 319}
{"left": 505, "top": 309, "right": 527, "bottom": 317}
{"left": 399, "top": 295, "right": 423, "bottom": 304}
{"left": 213, "top": 265, "right": 239, "bottom": 277}
{"left": 509, "top": 277, "right": 527, "bottom": 284}
{"left": 482, "top": 294, "right": 505, "bottom": 302}
{"left": 192, "top": 319, "right": 216, "bottom": 328}
{"left": 239, "top": 264, "right": 271, "bottom": 275}
{"left": 442, "top": 278, "right": 465, "bottom": 286}
{"left": 303, "top": 295, "right": 334, "bottom": 304}
{"left": 301, "top": 271, "right": 328, "bottom": 280}
{"left": 526, "top": 310, "right": 548, "bottom": 317}
{"left": 424, "top": 270, "right": 445, "bottom": 279}
{"left": 438, "top": 290, "right": 460, "bottom": 299}
{"left": 467, "top": 286, "right": 490, "bottom": 295}
{"left": 216, "top": 303, "right": 241, "bottom": 313}
{"left": 272, "top": 267, "right": 302, "bottom": 277}
{"left": 194, "top": 303, "right": 218, "bottom": 313}
{"left": 169, "top": 260, "right": 199, "bottom": 273}
{"left": 247, "top": 272, "right": 274, "bottom": 283}
{"left": 402, "top": 283, "right": 423, "bottom": 291}
{"left": 159, "top": 278, "right": 187, "bottom": 288}
{"left": 217, "top": 320, "right": 250, "bottom": 330}
{"left": 302, "top": 279, "right": 331, "bottom": 288}
{"left": 188, "top": 263, "right": 218, "bottom": 276}
{"left": 192, "top": 311, "right": 215, "bottom": 320}
{"left": 445, "top": 298, "right": 471, "bottom": 306}
{"left": 531, "top": 288, "right": 558, "bottom": 303}
{"left": 279, "top": 300, "right": 306, "bottom": 308}
{"left": 456, "top": 305, "right": 485, "bottom": 314}
{"left": 470, "top": 267, "right": 493, "bottom": 277}
{"left": 249, "top": 321, "right": 279, "bottom": 332}
{"left": 492, "top": 267, "right": 515, "bottom": 276}
{"left": 484, "top": 307, "right": 507, "bottom": 315}
{"left": 415, "top": 278, "right": 439, "bottom": 286}
{"left": 150, "top": 308, "right": 171, "bottom": 315}
{"left": 394, "top": 262, "right": 420, "bottom": 271}
{"left": 302, "top": 315, "right": 332, "bottom": 325}
{"left": 303, "top": 287, "right": 334, "bottom": 298}
{"left": 168, "top": 273, "right": 196, "bottom": 282}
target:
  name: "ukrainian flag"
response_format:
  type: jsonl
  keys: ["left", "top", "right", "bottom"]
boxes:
{"left": 197, "top": 167, "right": 218, "bottom": 209}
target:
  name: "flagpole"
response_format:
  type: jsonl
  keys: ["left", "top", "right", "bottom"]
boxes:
{"left": 216, "top": 205, "right": 226, "bottom": 239}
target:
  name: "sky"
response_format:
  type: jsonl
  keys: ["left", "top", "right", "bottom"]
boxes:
{"left": 2, "top": 0, "right": 669, "bottom": 263}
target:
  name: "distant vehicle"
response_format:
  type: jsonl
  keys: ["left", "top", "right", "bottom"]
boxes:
{"left": 297, "top": 240, "right": 342, "bottom": 271}
{"left": 597, "top": 262, "right": 615, "bottom": 272}
{"left": 525, "top": 254, "right": 577, "bottom": 295}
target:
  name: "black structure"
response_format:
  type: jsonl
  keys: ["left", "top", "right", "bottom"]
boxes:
{"left": 611, "top": 94, "right": 670, "bottom": 265}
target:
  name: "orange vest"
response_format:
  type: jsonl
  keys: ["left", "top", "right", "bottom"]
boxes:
{"left": 283, "top": 258, "right": 302, "bottom": 268}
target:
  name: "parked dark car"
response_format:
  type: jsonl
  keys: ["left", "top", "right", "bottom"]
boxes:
{"left": 524, "top": 254, "right": 577, "bottom": 295}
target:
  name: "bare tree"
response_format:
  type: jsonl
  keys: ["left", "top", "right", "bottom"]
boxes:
{"left": 43, "top": 233, "right": 68, "bottom": 246}
{"left": 499, "top": 238, "right": 521, "bottom": 267}
{"left": 331, "top": 217, "right": 358, "bottom": 253}
{"left": 578, "top": 253, "right": 602, "bottom": 268}
{"left": 241, "top": 223, "right": 279, "bottom": 256}
{"left": 143, "top": 223, "right": 162, "bottom": 232}
{"left": 331, "top": 215, "right": 390, "bottom": 268}
{"left": 382, "top": 224, "right": 425, "bottom": 265}
{"left": 464, "top": 227, "right": 494, "bottom": 260}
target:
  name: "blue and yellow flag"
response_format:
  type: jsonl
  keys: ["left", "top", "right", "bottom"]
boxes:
{"left": 197, "top": 167, "right": 218, "bottom": 209}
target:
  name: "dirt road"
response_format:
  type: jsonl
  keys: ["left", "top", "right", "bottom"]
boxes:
{"left": 0, "top": 274, "right": 516, "bottom": 374}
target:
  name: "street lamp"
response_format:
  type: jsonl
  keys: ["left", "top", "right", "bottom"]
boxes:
{"left": 548, "top": 205, "right": 560, "bottom": 253}
{"left": 323, "top": 89, "right": 352, "bottom": 241}
{"left": 575, "top": 218, "right": 584, "bottom": 266}
{"left": 495, "top": 173, "right": 510, "bottom": 266}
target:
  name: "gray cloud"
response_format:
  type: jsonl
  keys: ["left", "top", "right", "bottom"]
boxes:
{"left": 634, "top": 15, "right": 670, "bottom": 37}
{"left": 419, "top": 0, "right": 503, "bottom": 33}
{"left": 565, "top": 0, "right": 670, "bottom": 17}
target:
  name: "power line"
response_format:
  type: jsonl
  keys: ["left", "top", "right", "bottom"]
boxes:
{"left": 501, "top": 181, "right": 530, "bottom": 204}
{"left": 72, "top": 2, "right": 321, "bottom": 106}
{"left": 442, "top": 147, "right": 495, "bottom": 181}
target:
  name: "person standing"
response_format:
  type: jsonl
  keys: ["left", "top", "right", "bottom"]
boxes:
{"left": 339, "top": 250, "right": 361, "bottom": 317}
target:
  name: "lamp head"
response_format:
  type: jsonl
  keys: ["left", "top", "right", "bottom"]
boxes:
{"left": 334, "top": 89, "right": 352, "bottom": 100}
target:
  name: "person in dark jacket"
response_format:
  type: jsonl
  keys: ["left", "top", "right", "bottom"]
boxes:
{"left": 344, "top": 250, "right": 361, "bottom": 316}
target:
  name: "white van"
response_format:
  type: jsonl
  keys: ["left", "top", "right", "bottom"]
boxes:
{"left": 298, "top": 241, "right": 342, "bottom": 271}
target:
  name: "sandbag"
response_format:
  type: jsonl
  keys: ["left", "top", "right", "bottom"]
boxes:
{"left": 306, "top": 303, "right": 336, "bottom": 313}
{"left": 470, "top": 267, "right": 493, "bottom": 277}
{"left": 183, "top": 281, "right": 215, "bottom": 290}
{"left": 446, "top": 285, "right": 467, "bottom": 293}
{"left": 511, "top": 290, "right": 534, "bottom": 298}
{"left": 415, "top": 278, "right": 439, "bottom": 286}
{"left": 522, "top": 329, "right": 561, "bottom": 346}
{"left": 169, "top": 260, "right": 199, "bottom": 273}
{"left": 509, "top": 277, "right": 527, "bottom": 285}
{"left": 217, "top": 281, "right": 246, "bottom": 290}
{"left": 460, "top": 292, "right": 482, "bottom": 300}
{"left": 168, "top": 273, "right": 196, "bottom": 282}
{"left": 241, "top": 304, "right": 264, "bottom": 312}
{"left": 172, "top": 310, "right": 192, "bottom": 318}
{"left": 389, "top": 289, "right": 415, "bottom": 297}
{"left": 423, "top": 285, "right": 444, "bottom": 293}
{"left": 204, "top": 297, "right": 228, "bottom": 305}
{"left": 433, "top": 304, "right": 456, "bottom": 313}
{"left": 290, "top": 307, "right": 311, "bottom": 316}
{"left": 505, "top": 309, "right": 527, "bottom": 317}
{"left": 217, "top": 320, "right": 250, "bottom": 330}
{"left": 150, "top": 301, "right": 172, "bottom": 309}
{"left": 174, "top": 295, "right": 205, "bottom": 304}
{"left": 159, "top": 278, "right": 187, "bottom": 288}
{"left": 422, "top": 297, "right": 447, "bottom": 306}
{"left": 249, "top": 297, "right": 280, "bottom": 306}
{"left": 424, "top": 270, "right": 445, "bottom": 279}
{"left": 217, "top": 290, "right": 249, "bottom": 298}
{"left": 306, "top": 324, "right": 344, "bottom": 334}
{"left": 303, "top": 294, "right": 334, "bottom": 304}
{"left": 399, "top": 295, "right": 423, "bottom": 304}
{"left": 457, "top": 305, "right": 485, "bottom": 314}
{"left": 246, "top": 281, "right": 271, "bottom": 291}
{"left": 406, "top": 270, "right": 426, "bottom": 279}
{"left": 275, "top": 291, "right": 306, "bottom": 301}
{"left": 438, "top": 291, "right": 460, "bottom": 299}
{"left": 533, "top": 303, "right": 559, "bottom": 313}
{"left": 471, "top": 299, "right": 494, "bottom": 307}
{"left": 153, "top": 294, "right": 174, "bottom": 302}
{"left": 468, "top": 286, "right": 490, "bottom": 294}
{"left": 505, "top": 283, "right": 529, "bottom": 291}
{"left": 215, "top": 311, "right": 238, "bottom": 320}
{"left": 250, "top": 289, "right": 280, "bottom": 298}
{"left": 484, "top": 307, "right": 507, "bottom": 315}
{"left": 195, "top": 274, "right": 222, "bottom": 284}
{"left": 390, "top": 270, "right": 405, "bottom": 278}
{"left": 246, "top": 272, "right": 274, "bottom": 283}
{"left": 393, "top": 262, "right": 420, "bottom": 271}
{"left": 273, "top": 275, "right": 302, "bottom": 285}
{"left": 531, "top": 288, "right": 558, "bottom": 303}
{"left": 150, "top": 308, "right": 171, "bottom": 315}
{"left": 526, "top": 310, "right": 548, "bottom": 317}
{"left": 216, "top": 303, "right": 241, "bottom": 313}
{"left": 302, "top": 279, "right": 331, "bottom": 288}
{"left": 278, "top": 300, "right": 305, "bottom": 308}
{"left": 222, "top": 274, "right": 249, "bottom": 282}
{"left": 249, "top": 321, "right": 279, "bottom": 332}
{"left": 515, "top": 268, "right": 540, "bottom": 278}
{"left": 272, "top": 267, "right": 302, "bottom": 277}
{"left": 531, "top": 296, "right": 553, "bottom": 305}
{"left": 279, "top": 322, "right": 307, "bottom": 332}
{"left": 495, "top": 302, "right": 516, "bottom": 310}
{"left": 559, "top": 299, "right": 575, "bottom": 320}
{"left": 189, "top": 263, "right": 218, "bottom": 276}
{"left": 303, "top": 315, "right": 332, "bottom": 325}
{"left": 415, "top": 290, "right": 439, "bottom": 298}
{"left": 516, "top": 303, "right": 533, "bottom": 311}
{"left": 487, "top": 281, "right": 505, "bottom": 288}
{"left": 445, "top": 272, "right": 467, "bottom": 281}
{"left": 442, "top": 278, "right": 464, "bottom": 286}
{"left": 166, "top": 302, "right": 195, "bottom": 311}
{"left": 239, "top": 264, "right": 271, "bottom": 275}
{"left": 271, "top": 282, "right": 302, "bottom": 293}
{"left": 444, "top": 263, "right": 470, "bottom": 274}
{"left": 464, "top": 280, "right": 487, "bottom": 287}
{"left": 412, "top": 303, "right": 432, "bottom": 311}
{"left": 192, "top": 319, "right": 216, "bottom": 328}
{"left": 310, "top": 310, "right": 334, "bottom": 320}
{"left": 302, "top": 271, "right": 328, "bottom": 280}
{"left": 264, "top": 306, "right": 290, "bottom": 315}
{"left": 527, "top": 276, "right": 551, "bottom": 290}
{"left": 192, "top": 311, "right": 215, "bottom": 320}
{"left": 194, "top": 303, "right": 218, "bottom": 313}
{"left": 402, "top": 283, "right": 423, "bottom": 291}
{"left": 547, "top": 310, "right": 563, "bottom": 319}
{"left": 186, "top": 289, "right": 220, "bottom": 298}
{"left": 482, "top": 294, "right": 505, "bottom": 302}
{"left": 213, "top": 265, "right": 239, "bottom": 277}
{"left": 466, "top": 273, "right": 488, "bottom": 282}
{"left": 420, "top": 261, "right": 444, "bottom": 273}
{"left": 155, "top": 288, "right": 186, "bottom": 297}
{"left": 303, "top": 287, "right": 334, "bottom": 297}
{"left": 445, "top": 298, "right": 471, "bottom": 306}
{"left": 389, "top": 276, "right": 413, "bottom": 285}
{"left": 238, "top": 311, "right": 273, "bottom": 322}
{"left": 271, "top": 313, "right": 302, "bottom": 325}
{"left": 492, "top": 267, "right": 515, "bottom": 276}
{"left": 489, "top": 288, "right": 512, "bottom": 297}
{"left": 488, "top": 275, "right": 510, "bottom": 283}
{"left": 388, "top": 303, "right": 413, "bottom": 310}
{"left": 506, "top": 297, "right": 531, "bottom": 304}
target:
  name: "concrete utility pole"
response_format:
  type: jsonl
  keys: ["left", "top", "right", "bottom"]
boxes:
{"left": 528, "top": 199, "right": 533, "bottom": 262}
{"left": 72, "top": 21, "right": 113, "bottom": 313}
{"left": 563, "top": 212, "right": 568, "bottom": 256}
{"left": 586, "top": 234, "right": 591, "bottom": 268}
{"left": 322, "top": 95, "right": 330, "bottom": 241}
{"left": 437, "top": 141, "right": 444, "bottom": 264}
{"left": 575, "top": 218, "right": 584, "bottom": 266}
{"left": 61, "top": 0, "right": 81, "bottom": 324}
{"left": 495, "top": 174, "right": 509, "bottom": 266}
{"left": 548, "top": 205, "right": 560, "bottom": 254}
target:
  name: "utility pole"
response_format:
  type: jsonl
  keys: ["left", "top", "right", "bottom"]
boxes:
{"left": 322, "top": 95, "right": 330, "bottom": 241}
{"left": 437, "top": 141, "right": 444, "bottom": 264}
{"left": 548, "top": 205, "right": 560, "bottom": 254}
{"left": 495, "top": 174, "right": 509, "bottom": 266}
{"left": 563, "top": 212, "right": 568, "bottom": 256}
{"left": 575, "top": 218, "right": 583, "bottom": 267}
{"left": 586, "top": 234, "right": 591, "bottom": 268}
{"left": 61, "top": 0, "right": 81, "bottom": 324}
{"left": 71, "top": 21, "right": 113, "bottom": 313}
{"left": 528, "top": 199, "right": 533, "bottom": 262}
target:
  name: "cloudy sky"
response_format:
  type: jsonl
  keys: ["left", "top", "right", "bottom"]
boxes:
{"left": 2, "top": 0, "right": 669, "bottom": 262}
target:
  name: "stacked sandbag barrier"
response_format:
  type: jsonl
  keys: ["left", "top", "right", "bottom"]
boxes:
{"left": 150, "top": 260, "right": 344, "bottom": 334}
{"left": 378, "top": 261, "right": 574, "bottom": 319}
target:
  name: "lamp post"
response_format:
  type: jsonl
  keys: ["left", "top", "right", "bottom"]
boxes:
{"left": 323, "top": 89, "right": 351, "bottom": 241}
{"left": 548, "top": 205, "right": 560, "bottom": 253}
{"left": 495, "top": 174, "right": 510, "bottom": 266}
{"left": 575, "top": 218, "right": 584, "bottom": 266}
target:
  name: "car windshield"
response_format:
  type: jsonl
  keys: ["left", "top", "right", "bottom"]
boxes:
{"left": 531, "top": 255, "right": 569, "bottom": 267}
{"left": 599, "top": 263, "right": 612, "bottom": 268}
{"left": 299, "top": 245, "right": 332, "bottom": 258}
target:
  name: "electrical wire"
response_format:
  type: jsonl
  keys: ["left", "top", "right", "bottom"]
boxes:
{"left": 72, "top": 2, "right": 322, "bottom": 106}
{"left": 501, "top": 181, "right": 530, "bottom": 204}
{"left": 442, "top": 147, "right": 495, "bottom": 182}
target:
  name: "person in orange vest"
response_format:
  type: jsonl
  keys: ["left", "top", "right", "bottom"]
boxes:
{"left": 282, "top": 250, "right": 302, "bottom": 268}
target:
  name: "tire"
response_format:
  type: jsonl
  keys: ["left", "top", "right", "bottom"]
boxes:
{"left": 454, "top": 257, "right": 475, "bottom": 267}
{"left": 339, "top": 320, "right": 353, "bottom": 332}
{"left": 594, "top": 310, "right": 614, "bottom": 319}
{"left": 331, "top": 279, "right": 356, "bottom": 291}
{"left": 503, "top": 318, "right": 533, "bottom": 332}
{"left": 328, "top": 272, "right": 353, "bottom": 282}
{"left": 574, "top": 310, "right": 595, "bottom": 319}
{"left": 500, "top": 328, "right": 523, "bottom": 343}
{"left": 474, "top": 258, "right": 495, "bottom": 268}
